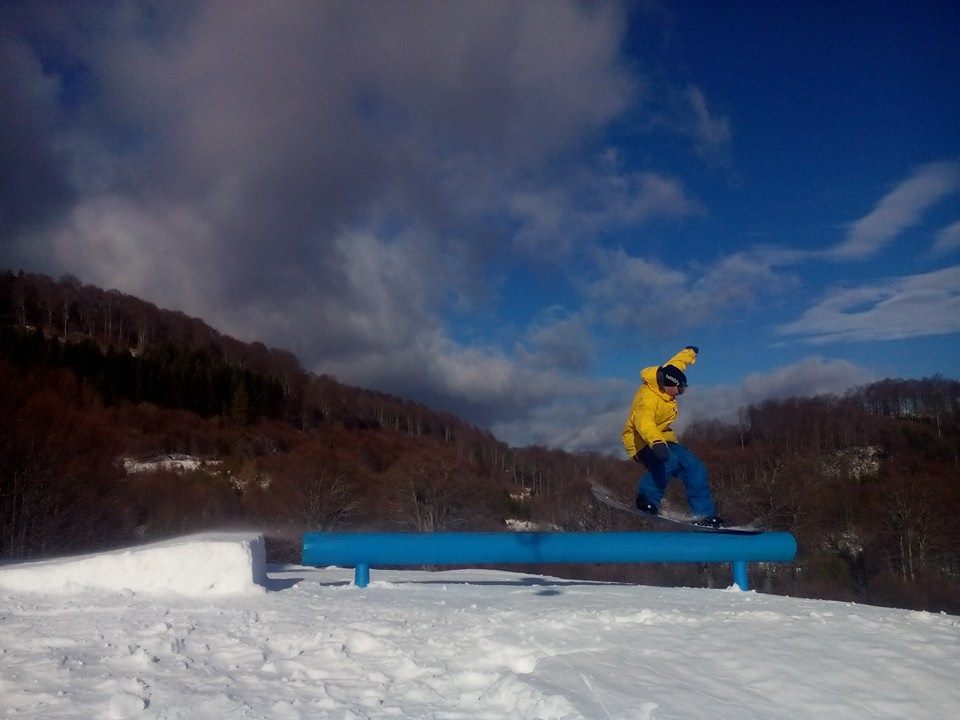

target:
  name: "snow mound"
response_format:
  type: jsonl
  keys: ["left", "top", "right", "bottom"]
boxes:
{"left": 0, "top": 532, "right": 266, "bottom": 596}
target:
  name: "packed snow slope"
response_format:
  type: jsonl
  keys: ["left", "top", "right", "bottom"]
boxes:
{"left": 1, "top": 534, "right": 958, "bottom": 720}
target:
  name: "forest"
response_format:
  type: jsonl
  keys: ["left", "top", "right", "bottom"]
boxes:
{"left": 2, "top": 270, "right": 959, "bottom": 612}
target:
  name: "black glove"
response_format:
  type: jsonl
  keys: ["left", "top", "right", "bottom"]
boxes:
{"left": 685, "top": 345, "right": 699, "bottom": 354}
{"left": 649, "top": 441, "right": 669, "bottom": 463}
{"left": 632, "top": 452, "right": 644, "bottom": 463}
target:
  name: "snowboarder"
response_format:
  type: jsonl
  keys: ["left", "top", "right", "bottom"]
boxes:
{"left": 621, "top": 346, "right": 725, "bottom": 528}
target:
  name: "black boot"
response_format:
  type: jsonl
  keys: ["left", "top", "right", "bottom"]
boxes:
{"left": 635, "top": 494, "right": 658, "bottom": 515}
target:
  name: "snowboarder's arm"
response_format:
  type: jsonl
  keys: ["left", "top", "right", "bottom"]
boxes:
{"left": 663, "top": 346, "right": 698, "bottom": 372}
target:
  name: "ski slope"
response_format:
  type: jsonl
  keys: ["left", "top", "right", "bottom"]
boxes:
{"left": 1, "top": 533, "right": 957, "bottom": 719}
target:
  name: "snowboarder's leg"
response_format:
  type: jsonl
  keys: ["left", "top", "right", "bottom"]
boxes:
{"left": 673, "top": 444, "right": 716, "bottom": 517}
{"left": 636, "top": 446, "right": 673, "bottom": 509}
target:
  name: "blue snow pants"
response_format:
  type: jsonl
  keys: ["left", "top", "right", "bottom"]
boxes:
{"left": 637, "top": 442, "right": 716, "bottom": 517}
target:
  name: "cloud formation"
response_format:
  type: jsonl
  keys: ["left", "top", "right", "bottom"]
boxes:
{"left": 584, "top": 247, "right": 787, "bottom": 331}
{"left": 511, "top": 167, "right": 703, "bottom": 256}
{"left": 682, "top": 356, "right": 876, "bottom": 430}
{"left": 828, "top": 160, "right": 960, "bottom": 260}
{"left": 0, "top": 28, "right": 74, "bottom": 238}
{"left": 684, "top": 85, "right": 732, "bottom": 154}
{"left": 776, "top": 266, "right": 960, "bottom": 344}
{"left": 933, "top": 219, "right": 960, "bottom": 256}
{"left": 2, "top": 6, "right": 627, "bottom": 353}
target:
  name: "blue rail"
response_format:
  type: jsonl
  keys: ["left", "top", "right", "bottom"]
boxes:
{"left": 301, "top": 531, "right": 797, "bottom": 590}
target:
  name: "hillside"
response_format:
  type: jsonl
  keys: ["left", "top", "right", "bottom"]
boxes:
{"left": 2, "top": 270, "right": 960, "bottom": 612}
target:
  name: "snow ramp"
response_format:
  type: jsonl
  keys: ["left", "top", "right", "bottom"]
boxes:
{"left": 0, "top": 532, "right": 266, "bottom": 596}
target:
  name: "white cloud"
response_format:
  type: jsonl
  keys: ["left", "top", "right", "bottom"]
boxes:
{"left": 684, "top": 85, "right": 731, "bottom": 151}
{"left": 4, "top": 1, "right": 636, "bottom": 362}
{"left": 491, "top": 376, "right": 631, "bottom": 454}
{"left": 49, "top": 195, "right": 222, "bottom": 316}
{"left": 777, "top": 265, "right": 960, "bottom": 343}
{"left": 584, "top": 250, "right": 685, "bottom": 328}
{"left": 682, "top": 356, "right": 876, "bottom": 428}
{"left": 828, "top": 160, "right": 960, "bottom": 260}
{"left": 316, "top": 323, "right": 608, "bottom": 434}
{"left": 510, "top": 166, "right": 702, "bottom": 256}
{"left": 584, "top": 248, "right": 787, "bottom": 331}
{"left": 518, "top": 311, "right": 595, "bottom": 373}
{"left": 933, "top": 219, "right": 960, "bottom": 255}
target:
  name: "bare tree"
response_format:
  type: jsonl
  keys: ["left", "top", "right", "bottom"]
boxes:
{"left": 295, "top": 469, "right": 357, "bottom": 531}
{"left": 882, "top": 490, "right": 946, "bottom": 583}
{"left": 389, "top": 451, "right": 476, "bottom": 532}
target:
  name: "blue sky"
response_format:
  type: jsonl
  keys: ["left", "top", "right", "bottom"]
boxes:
{"left": 2, "top": 1, "right": 958, "bottom": 453}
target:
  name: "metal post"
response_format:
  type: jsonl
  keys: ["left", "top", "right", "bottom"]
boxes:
{"left": 732, "top": 560, "right": 748, "bottom": 590}
{"left": 355, "top": 562, "right": 370, "bottom": 588}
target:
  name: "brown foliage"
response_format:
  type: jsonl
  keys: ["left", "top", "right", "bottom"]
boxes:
{"left": 0, "top": 359, "right": 124, "bottom": 556}
{"left": 385, "top": 444, "right": 495, "bottom": 531}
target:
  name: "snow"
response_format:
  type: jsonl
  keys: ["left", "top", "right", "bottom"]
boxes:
{"left": 122, "top": 455, "right": 222, "bottom": 475}
{"left": 0, "top": 533, "right": 266, "bottom": 597}
{"left": 503, "top": 519, "right": 561, "bottom": 532}
{"left": 1, "top": 534, "right": 958, "bottom": 719}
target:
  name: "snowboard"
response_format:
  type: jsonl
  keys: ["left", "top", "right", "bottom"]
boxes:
{"left": 590, "top": 484, "right": 763, "bottom": 535}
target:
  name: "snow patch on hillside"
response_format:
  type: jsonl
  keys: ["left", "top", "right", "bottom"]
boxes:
{"left": 122, "top": 454, "right": 222, "bottom": 474}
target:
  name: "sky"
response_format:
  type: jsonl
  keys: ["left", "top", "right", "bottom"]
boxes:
{"left": 1, "top": 532, "right": 959, "bottom": 719}
{"left": 1, "top": 1, "right": 959, "bottom": 454}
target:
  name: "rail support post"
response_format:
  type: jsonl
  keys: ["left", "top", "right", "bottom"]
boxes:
{"left": 355, "top": 562, "right": 370, "bottom": 588}
{"left": 732, "top": 560, "right": 749, "bottom": 590}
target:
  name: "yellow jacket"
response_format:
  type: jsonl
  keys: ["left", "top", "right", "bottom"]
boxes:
{"left": 621, "top": 347, "right": 698, "bottom": 458}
